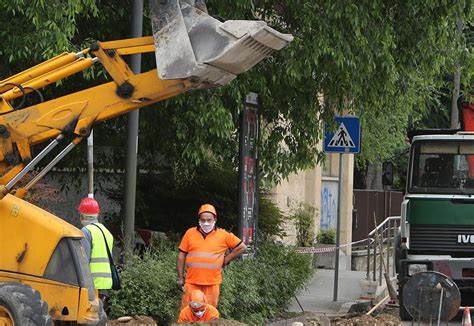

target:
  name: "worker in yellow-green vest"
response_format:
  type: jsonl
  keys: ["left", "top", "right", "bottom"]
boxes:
{"left": 78, "top": 196, "right": 114, "bottom": 304}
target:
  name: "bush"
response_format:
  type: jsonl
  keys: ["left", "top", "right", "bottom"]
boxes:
{"left": 258, "top": 196, "right": 287, "bottom": 240}
{"left": 220, "top": 242, "right": 314, "bottom": 324}
{"left": 291, "top": 203, "right": 316, "bottom": 247}
{"left": 317, "top": 228, "right": 336, "bottom": 244}
{"left": 108, "top": 243, "right": 181, "bottom": 324}
{"left": 108, "top": 241, "right": 313, "bottom": 324}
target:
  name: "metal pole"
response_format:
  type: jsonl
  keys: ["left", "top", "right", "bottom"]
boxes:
{"left": 123, "top": 0, "right": 143, "bottom": 253}
{"left": 437, "top": 287, "right": 444, "bottom": 326}
{"left": 379, "top": 237, "right": 383, "bottom": 286}
{"left": 366, "top": 237, "right": 370, "bottom": 280}
{"left": 373, "top": 238, "right": 377, "bottom": 281}
{"left": 386, "top": 221, "right": 390, "bottom": 278}
{"left": 333, "top": 153, "right": 343, "bottom": 301}
{"left": 87, "top": 130, "right": 94, "bottom": 197}
{"left": 392, "top": 220, "right": 397, "bottom": 276}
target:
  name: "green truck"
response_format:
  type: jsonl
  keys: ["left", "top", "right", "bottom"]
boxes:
{"left": 396, "top": 98, "right": 474, "bottom": 320}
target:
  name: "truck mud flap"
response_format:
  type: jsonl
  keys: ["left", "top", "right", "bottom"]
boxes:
{"left": 150, "top": 0, "right": 293, "bottom": 87}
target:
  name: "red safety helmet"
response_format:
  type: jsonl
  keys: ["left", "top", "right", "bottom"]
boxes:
{"left": 78, "top": 197, "right": 100, "bottom": 215}
{"left": 188, "top": 290, "right": 207, "bottom": 312}
{"left": 198, "top": 204, "right": 216, "bottom": 217}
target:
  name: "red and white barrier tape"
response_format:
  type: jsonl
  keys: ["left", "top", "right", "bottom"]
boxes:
{"left": 295, "top": 238, "right": 374, "bottom": 254}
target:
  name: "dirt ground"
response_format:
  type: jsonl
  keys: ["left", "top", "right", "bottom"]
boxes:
{"left": 267, "top": 303, "right": 403, "bottom": 325}
{"left": 108, "top": 305, "right": 403, "bottom": 325}
{"left": 330, "top": 313, "right": 402, "bottom": 326}
{"left": 330, "top": 304, "right": 402, "bottom": 326}
{"left": 108, "top": 316, "right": 157, "bottom": 325}
{"left": 108, "top": 316, "right": 247, "bottom": 325}
{"left": 328, "top": 304, "right": 402, "bottom": 326}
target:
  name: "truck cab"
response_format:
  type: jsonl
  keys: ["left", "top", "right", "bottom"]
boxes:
{"left": 397, "top": 132, "right": 474, "bottom": 319}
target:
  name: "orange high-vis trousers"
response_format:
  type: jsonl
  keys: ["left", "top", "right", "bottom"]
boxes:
{"left": 181, "top": 283, "right": 220, "bottom": 310}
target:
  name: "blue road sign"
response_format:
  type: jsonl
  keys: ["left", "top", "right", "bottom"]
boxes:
{"left": 324, "top": 116, "right": 360, "bottom": 154}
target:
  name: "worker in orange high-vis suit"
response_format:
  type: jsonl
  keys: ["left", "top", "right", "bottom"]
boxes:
{"left": 177, "top": 289, "right": 219, "bottom": 323}
{"left": 177, "top": 204, "right": 247, "bottom": 308}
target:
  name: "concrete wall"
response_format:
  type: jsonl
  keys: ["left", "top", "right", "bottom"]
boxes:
{"left": 269, "top": 168, "right": 322, "bottom": 244}
{"left": 269, "top": 152, "right": 354, "bottom": 269}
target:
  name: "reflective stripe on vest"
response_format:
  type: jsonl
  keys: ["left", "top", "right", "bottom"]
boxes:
{"left": 186, "top": 262, "right": 222, "bottom": 270}
{"left": 185, "top": 250, "right": 225, "bottom": 273}
{"left": 187, "top": 252, "right": 224, "bottom": 259}
{"left": 85, "top": 223, "right": 113, "bottom": 290}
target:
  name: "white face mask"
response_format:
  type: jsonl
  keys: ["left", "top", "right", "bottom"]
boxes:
{"left": 199, "top": 221, "right": 215, "bottom": 233}
{"left": 193, "top": 308, "right": 206, "bottom": 318}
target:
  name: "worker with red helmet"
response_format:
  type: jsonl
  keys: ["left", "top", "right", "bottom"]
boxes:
{"left": 177, "top": 289, "right": 219, "bottom": 322}
{"left": 177, "top": 204, "right": 247, "bottom": 309}
{"left": 78, "top": 196, "right": 114, "bottom": 302}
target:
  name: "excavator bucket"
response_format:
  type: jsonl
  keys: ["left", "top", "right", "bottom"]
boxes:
{"left": 150, "top": 0, "right": 293, "bottom": 88}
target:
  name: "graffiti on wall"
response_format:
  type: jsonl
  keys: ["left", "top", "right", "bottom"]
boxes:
{"left": 321, "top": 180, "right": 338, "bottom": 230}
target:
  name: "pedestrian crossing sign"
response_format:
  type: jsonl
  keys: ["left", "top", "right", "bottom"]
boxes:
{"left": 324, "top": 116, "right": 360, "bottom": 153}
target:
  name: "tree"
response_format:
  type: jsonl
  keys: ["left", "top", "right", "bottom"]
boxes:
{"left": 0, "top": 1, "right": 98, "bottom": 71}
{"left": 1, "top": 0, "right": 472, "bottom": 188}
{"left": 139, "top": 0, "right": 473, "bottom": 185}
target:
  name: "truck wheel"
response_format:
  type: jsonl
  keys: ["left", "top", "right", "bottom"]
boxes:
{"left": 394, "top": 229, "right": 406, "bottom": 274}
{"left": 0, "top": 282, "right": 52, "bottom": 326}
{"left": 398, "top": 283, "right": 412, "bottom": 321}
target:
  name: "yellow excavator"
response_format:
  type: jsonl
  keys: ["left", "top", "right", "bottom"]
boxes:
{"left": 0, "top": 1, "right": 293, "bottom": 325}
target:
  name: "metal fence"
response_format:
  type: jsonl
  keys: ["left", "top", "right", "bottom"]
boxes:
{"left": 365, "top": 216, "right": 401, "bottom": 285}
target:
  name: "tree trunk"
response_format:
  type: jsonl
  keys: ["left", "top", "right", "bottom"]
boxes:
{"left": 366, "top": 162, "right": 383, "bottom": 190}
{"left": 450, "top": 17, "right": 463, "bottom": 129}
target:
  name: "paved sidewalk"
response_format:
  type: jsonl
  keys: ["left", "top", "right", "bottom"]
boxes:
{"left": 284, "top": 268, "right": 462, "bottom": 326}
{"left": 288, "top": 269, "right": 368, "bottom": 315}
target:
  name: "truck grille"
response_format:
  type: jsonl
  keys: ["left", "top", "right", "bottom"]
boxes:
{"left": 410, "top": 225, "right": 474, "bottom": 253}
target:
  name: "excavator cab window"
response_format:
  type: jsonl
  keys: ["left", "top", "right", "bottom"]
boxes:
{"left": 44, "top": 238, "right": 95, "bottom": 301}
{"left": 44, "top": 238, "right": 78, "bottom": 285}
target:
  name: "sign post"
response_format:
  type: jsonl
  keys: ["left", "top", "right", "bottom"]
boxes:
{"left": 323, "top": 116, "right": 360, "bottom": 301}
{"left": 238, "top": 92, "right": 259, "bottom": 255}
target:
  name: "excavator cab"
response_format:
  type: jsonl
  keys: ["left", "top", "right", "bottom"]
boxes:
{"left": 0, "top": 1, "right": 292, "bottom": 325}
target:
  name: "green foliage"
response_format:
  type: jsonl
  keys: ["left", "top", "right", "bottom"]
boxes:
{"left": 219, "top": 242, "right": 313, "bottom": 324}
{"left": 2, "top": 1, "right": 472, "bottom": 189}
{"left": 0, "top": 0, "right": 98, "bottom": 64}
{"left": 258, "top": 196, "right": 287, "bottom": 241}
{"left": 317, "top": 228, "right": 336, "bottom": 245}
{"left": 109, "top": 241, "right": 313, "bottom": 324}
{"left": 102, "top": 164, "right": 287, "bottom": 241}
{"left": 108, "top": 244, "right": 181, "bottom": 325}
{"left": 290, "top": 203, "right": 316, "bottom": 247}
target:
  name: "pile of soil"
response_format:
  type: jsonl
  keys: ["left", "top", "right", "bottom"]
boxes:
{"left": 330, "top": 304, "right": 402, "bottom": 325}
{"left": 270, "top": 305, "right": 403, "bottom": 325}
{"left": 331, "top": 313, "right": 402, "bottom": 325}
{"left": 108, "top": 316, "right": 157, "bottom": 325}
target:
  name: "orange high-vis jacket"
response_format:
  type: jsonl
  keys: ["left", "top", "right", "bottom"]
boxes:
{"left": 179, "top": 227, "right": 242, "bottom": 285}
{"left": 177, "top": 305, "right": 220, "bottom": 322}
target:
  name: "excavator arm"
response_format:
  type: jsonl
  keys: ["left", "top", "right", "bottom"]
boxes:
{"left": 0, "top": 0, "right": 293, "bottom": 198}
{"left": 0, "top": 37, "right": 190, "bottom": 161}
{"left": 0, "top": 37, "right": 194, "bottom": 197}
